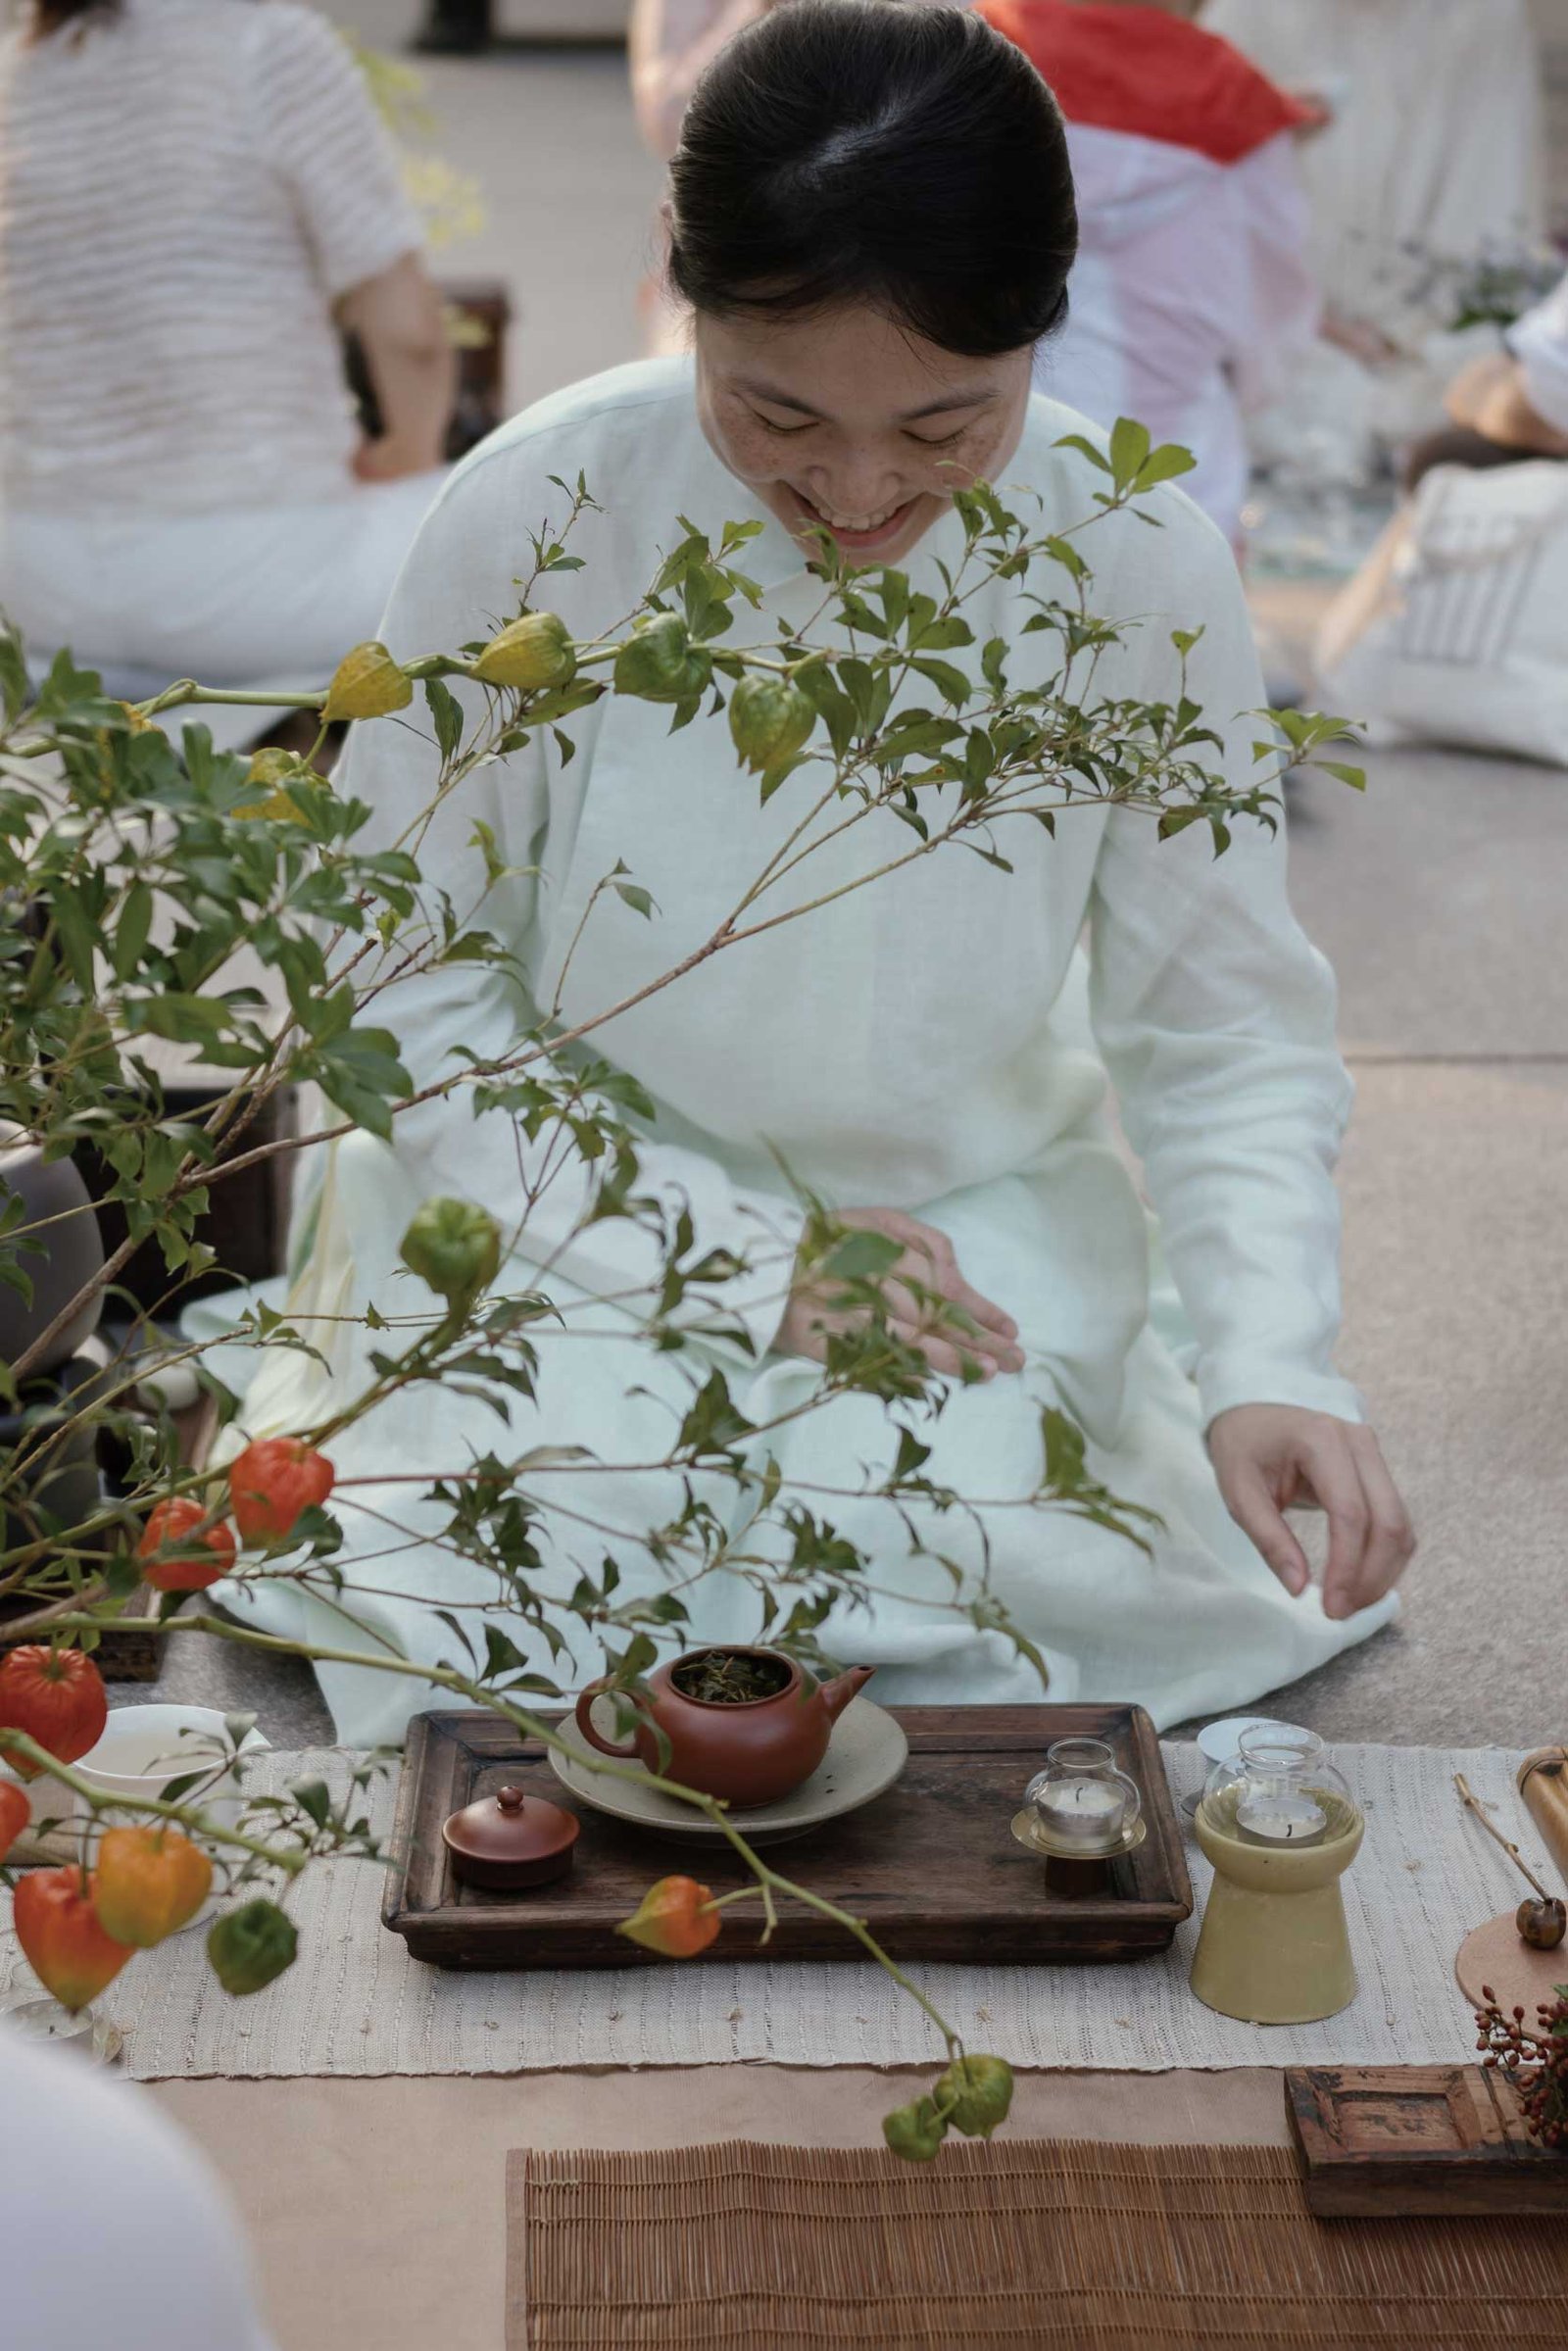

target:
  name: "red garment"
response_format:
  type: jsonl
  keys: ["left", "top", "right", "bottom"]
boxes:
{"left": 978, "top": 0, "right": 1312, "bottom": 165}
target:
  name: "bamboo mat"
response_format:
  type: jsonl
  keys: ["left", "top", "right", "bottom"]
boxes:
{"left": 507, "top": 2137, "right": 1568, "bottom": 2350}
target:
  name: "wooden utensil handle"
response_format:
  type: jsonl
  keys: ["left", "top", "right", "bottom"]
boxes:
{"left": 1518, "top": 1748, "right": 1568, "bottom": 1896}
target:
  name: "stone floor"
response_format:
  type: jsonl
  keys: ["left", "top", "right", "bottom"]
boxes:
{"left": 115, "top": 23, "right": 1568, "bottom": 1757}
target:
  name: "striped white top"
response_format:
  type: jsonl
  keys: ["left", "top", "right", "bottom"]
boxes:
{"left": 0, "top": 0, "right": 420, "bottom": 512}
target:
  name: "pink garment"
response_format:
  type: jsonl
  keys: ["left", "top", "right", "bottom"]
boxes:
{"left": 629, "top": 0, "right": 768, "bottom": 161}
{"left": 1038, "top": 122, "right": 1319, "bottom": 540}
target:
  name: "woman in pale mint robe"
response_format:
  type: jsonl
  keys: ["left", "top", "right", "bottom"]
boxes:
{"left": 216, "top": 2, "right": 1412, "bottom": 1743}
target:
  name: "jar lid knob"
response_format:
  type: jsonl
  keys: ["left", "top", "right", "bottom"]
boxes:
{"left": 496, "top": 1786, "right": 525, "bottom": 1814}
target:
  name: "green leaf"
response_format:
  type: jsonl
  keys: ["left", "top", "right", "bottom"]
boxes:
{"left": 1134, "top": 444, "right": 1198, "bottom": 490}
{"left": 1107, "top": 416, "right": 1152, "bottom": 491}
{"left": 912, "top": 615, "right": 974, "bottom": 653}
{"left": 910, "top": 658, "right": 972, "bottom": 708}
{"left": 482, "top": 1624, "right": 531, "bottom": 1682}
{"left": 111, "top": 880, "right": 154, "bottom": 982}
{"left": 820, "top": 1230, "right": 903, "bottom": 1283}
{"left": 1313, "top": 760, "right": 1367, "bottom": 791}
{"left": 0, "top": 627, "right": 29, "bottom": 722}
{"left": 1053, "top": 432, "right": 1112, "bottom": 475}
{"left": 308, "top": 1025, "right": 413, "bottom": 1141}
{"left": 129, "top": 994, "right": 235, "bottom": 1046}
{"left": 289, "top": 1777, "right": 332, "bottom": 1829}
{"left": 423, "top": 676, "right": 464, "bottom": 762}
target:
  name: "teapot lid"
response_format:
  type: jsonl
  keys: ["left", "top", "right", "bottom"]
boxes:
{"left": 442, "top": 1784, "right": 579, "bottom": 1866}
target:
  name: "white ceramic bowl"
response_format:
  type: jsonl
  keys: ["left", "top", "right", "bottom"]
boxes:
{"left": 72, "top": 1704, "right": 270, "bottom": 1836}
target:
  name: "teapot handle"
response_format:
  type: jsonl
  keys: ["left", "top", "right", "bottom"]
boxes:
{"left": 573, "top": 1678, "right": 645, "bottom": 1760}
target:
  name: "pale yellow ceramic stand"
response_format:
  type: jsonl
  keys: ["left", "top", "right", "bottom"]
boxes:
{"left": 1190, "top": 1797, "right": 1364, "bottom": 2025}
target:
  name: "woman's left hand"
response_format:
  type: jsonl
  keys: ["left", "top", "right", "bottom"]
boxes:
{"left": 1207, "top": 1405, "right": 1415, "bottom": 1621}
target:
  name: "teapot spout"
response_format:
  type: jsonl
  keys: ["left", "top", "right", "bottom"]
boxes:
{"left": 818, "top": 1664, "right": 875, "bottom": 1724}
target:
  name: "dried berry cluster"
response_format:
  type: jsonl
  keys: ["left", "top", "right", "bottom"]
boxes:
{"left": 1475, "top": 1983, "right": 1568, "bottom": 2150}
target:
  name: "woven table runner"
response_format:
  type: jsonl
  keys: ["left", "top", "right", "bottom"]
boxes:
{"left": 0, "top": 1742, "right": 1544, "bottom": 2079}
{"left": 506, "top": 2137, "right": 1568, "bottom": 2349}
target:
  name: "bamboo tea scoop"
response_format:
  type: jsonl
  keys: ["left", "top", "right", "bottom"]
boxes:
{"left": 1455, "top": 1772, "right": 1566, "bottom": 1949}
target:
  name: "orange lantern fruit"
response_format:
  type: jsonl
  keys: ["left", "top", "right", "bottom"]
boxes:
{"left": 614, "top": 1875, "right": 720, "bottom": 1958}
{"left": 137, "top": 1496, "right": 238, "bottom": 1592}
{"left": 227, "top": 1439, "right": 335, "bottom": 1547}
{"left": 0, "top": 1777, "right": 30, "bottom": 1862}
{"left": 0, "top": 1645, "right": 108, "bottom": 1779}
{"left": 94, "top": 1826, "right": 214, "bottom": 1947}
{"left": 14, "top": 1867, "right": 135, "bottom": 2011}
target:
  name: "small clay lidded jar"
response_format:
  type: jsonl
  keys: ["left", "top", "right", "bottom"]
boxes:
{"left": 442, "top": 1784, "right": 579, "bottom": 1890}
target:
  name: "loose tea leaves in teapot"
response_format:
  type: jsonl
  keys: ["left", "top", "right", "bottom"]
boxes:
{"left": 670, "top": 1649, "right": 792, "bottom": 1705}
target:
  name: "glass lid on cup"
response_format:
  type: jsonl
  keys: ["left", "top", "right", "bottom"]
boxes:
{"left": 1200, "top": 1726, "right": 1357, "bottom": 1849}
{"left": 1023, "top": 1737, "right": 1142, "bottom": 1857}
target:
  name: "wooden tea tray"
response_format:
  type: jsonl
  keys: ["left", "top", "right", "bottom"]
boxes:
{"left": 382, "top": 1702, "right": 1192, "bottom": 1970}
{"left": 1287, "top": 2066, "right": 1568, "bottom": 2217}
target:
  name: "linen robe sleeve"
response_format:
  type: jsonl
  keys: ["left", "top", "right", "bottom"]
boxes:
{"left": 333, "top": 458, "right": 804, "bottom": 1362}
{"left": 1086, "top": 503, "right": 1363, "bottom": 1430}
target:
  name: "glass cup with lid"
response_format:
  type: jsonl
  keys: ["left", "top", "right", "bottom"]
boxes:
{"left": 1200, "top": 1725, "right": 1357, "bottom": 1849}
{"left": 1024, "top": 1737, "right": 1142, "bottom": 1856}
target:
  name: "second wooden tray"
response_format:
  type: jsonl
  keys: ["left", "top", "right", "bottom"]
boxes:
{"left": 382, "top": 1702, "right": 1193, "bottom": 1970}
{"left": 1287, "top": 2066, "right": 1568, "bottom": 2217}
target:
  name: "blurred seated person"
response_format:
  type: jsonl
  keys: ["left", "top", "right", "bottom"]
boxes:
{"left": 4, "top": 2024, "right": 275, "bottom": 2350}
{"left": 631, "top": 0, "right": 771, "bottom": 162}
{"left": 0, "top": 0, "right": 456, "bottom": 689}
{"left": 980, "top": 0, "right": 1318, "bottom": 547}
{"left": 1403, "top": 275, "right": 1568, "bottom": 490}
{"left": 630, "top": 2, "right": 772, "bottom": 352}
{"left": 1202, "top": 0, "right": 1544, "bottom": 475}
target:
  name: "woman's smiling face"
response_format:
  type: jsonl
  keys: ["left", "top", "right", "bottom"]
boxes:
{"left": 693, "top": 302, "right": 1033, "bottom": 564}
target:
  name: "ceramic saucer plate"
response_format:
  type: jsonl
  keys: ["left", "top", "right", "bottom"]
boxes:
{"left": 1009, "top": 1808, "right": 1148, "bottom": 1862}
{"left": 1195, "top": 1716, "right": 1306, "bottom": 1768}
{"left": 547, "top": 1694, "right": 908, "bottom": 1846}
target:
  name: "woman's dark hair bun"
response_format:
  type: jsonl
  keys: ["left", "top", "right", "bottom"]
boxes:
{"left": 668, "top": 0, "right": 1076, "bottom": 358}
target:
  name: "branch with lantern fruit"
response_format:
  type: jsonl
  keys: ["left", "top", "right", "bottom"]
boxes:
{"left": 0, "top": 423, "right": 1365, "bottom": 2157}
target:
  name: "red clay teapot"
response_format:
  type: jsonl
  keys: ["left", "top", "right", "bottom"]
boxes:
{"left": 573, "top": 1645, "right": 874, "bottom": 1809}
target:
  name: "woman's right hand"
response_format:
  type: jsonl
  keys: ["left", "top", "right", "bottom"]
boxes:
{"left": 776, "top": 1206, "right": 1025, "bottom": 1381}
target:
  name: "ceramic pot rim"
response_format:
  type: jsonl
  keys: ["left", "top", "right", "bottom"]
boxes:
{"left": 666, "top": 1644, "right": 803, "bottom": 1710}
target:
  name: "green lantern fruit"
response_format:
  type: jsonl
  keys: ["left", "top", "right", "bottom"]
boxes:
{"left": 933, "top": 2053, "right": 1014, "bottom": 2138}
{"left": 473, "top": 612, "right": 576, "bottom": 693}
{"left": 400, "top": 1197, "right": 503, "bottom": 1306}
{"left": 206, "top": 1898, "right": 298, "bottom": 1995}
{"left": 727, "top": 673, "right": 815, "bottom": 773}
{"left": 612, "top": 612, "right": 712, "bottom": 706}
{"left": 322, "top": 641, "right": 413, "bottom": 722}
{"left": 882, "top": 2094, "right": 949, "bottom": 2163}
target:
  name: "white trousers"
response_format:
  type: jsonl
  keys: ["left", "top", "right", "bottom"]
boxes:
{"left": 0, "top": 472, "right": 445, "bottom": 687}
